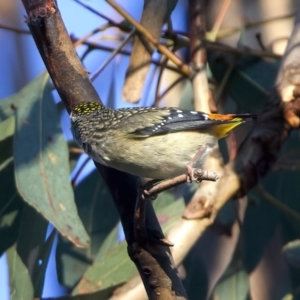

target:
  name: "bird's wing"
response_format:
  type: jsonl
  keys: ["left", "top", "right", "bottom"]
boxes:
{"left": 115, "top": 107, "right": 256, "bottom": 138}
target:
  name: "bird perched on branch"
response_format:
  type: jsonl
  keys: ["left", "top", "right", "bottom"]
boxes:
{"left": 70, "top": 102, "right": 256, "bottom": 181}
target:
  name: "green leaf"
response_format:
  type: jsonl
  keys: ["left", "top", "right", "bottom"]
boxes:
{"left": 72, "top": 195, "right": 185, "bottom": 295}
{"left": 0, "top": 92, "right": 20, "bottom": 122}
{"left": 13, "top": 73, "right": 89, "bottom": 248}
{"left": 0, "top": 117, "right": 14, "bottom": 171}
{"left": 0, "top": 116, "right": 15, "bottom": 141}
{"left": 72, "top": 240, "right": 136, "bottom": 295}
{"left": 153, "top": 190, "right": 185, "bottom": 233}
{"left": 283, "top": 240, "right": 300, "bottom": 268}
{"left": 0, "top": 161, "right": 24, "bottom": 255}
{"left": 208, "top": 52, "right": 279, "bottom": 111}
{"left": 16, "top": 204, "right": 49, "bottom": 297}
{"left": 212, "top": 268, "right": 249, "bottom": 300}
{"left": 7, "top": 246, "right": 34, "bottom": 300}
{"left": 43, "top": 286, "right": 123, "bottom": 300}
{"left": 56, "top": 170, "right": 119, "bottom": 288}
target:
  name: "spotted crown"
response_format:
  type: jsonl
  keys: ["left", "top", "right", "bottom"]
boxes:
{"left": 73, "top": 102, "right": 103, "bottom": 115}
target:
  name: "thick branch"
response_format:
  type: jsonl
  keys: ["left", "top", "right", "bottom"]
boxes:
{"left": 189, "top": 0, "right": 211, "bottom": 112}
{"left": 21, "top": 1, "right": 188, "bottom": 299}
{"left": 123, "top": 0, "right": 177, "bottom": 103}
{"left": 21, "top": 0, "right": 101, "bottom": 113}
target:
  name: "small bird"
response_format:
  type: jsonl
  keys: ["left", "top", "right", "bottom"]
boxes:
{"left": 70, "top": 102, "right": 256, "bottom": 180}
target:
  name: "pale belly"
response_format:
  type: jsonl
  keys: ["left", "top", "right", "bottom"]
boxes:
{"left": 89, "top": 131, "right": 217, "bottom": 179}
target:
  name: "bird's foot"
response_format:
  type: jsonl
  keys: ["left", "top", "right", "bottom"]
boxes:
{"left": 186, "top": 165, "right": 219, "bottom": 183}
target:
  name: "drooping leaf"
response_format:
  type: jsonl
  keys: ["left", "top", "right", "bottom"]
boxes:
{"left": 16, "top": 204, "right": 49, "bottom": 297}
{"left": 7, "top": 246, "right": 34, "bottom": 300}
{"left": 13, "top": 73, "right": 89, "bottom": 247}
{"left": 212, "top": 268, "right": 249, "bottom": 300}
{"left": 56, "top": 169, "right": 119, "bottom": 288}
{"left": 0, "top": 161, "right": 24, "bottom": 255}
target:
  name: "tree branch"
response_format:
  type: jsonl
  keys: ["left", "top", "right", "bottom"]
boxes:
{"left": 21, "top": 1, "right": 187, "bottom": 299}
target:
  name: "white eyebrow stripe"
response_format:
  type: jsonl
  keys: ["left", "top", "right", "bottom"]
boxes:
{"left": 176, "top": 110, "right": 183, "bottom": 112}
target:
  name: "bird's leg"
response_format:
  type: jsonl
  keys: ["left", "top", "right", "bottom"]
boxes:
{"left": 186, "top": 145, "right": 212, "bottom": 183}
{"left": 134, "top": 179, "right": 174, "bottom": 246}
{"left": 186, "top": 145, "right": 219, "bottom": 183}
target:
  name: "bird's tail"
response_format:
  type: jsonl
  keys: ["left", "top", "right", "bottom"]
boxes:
{"left": 208, "top": 113, "right": 257, "bottom": 138}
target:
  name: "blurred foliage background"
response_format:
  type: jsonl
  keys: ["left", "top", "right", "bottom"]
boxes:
{"left": 1, "top": 0, "right": 300, "bottom": 299}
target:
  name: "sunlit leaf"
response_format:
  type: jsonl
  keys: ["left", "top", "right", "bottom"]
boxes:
{"left": 56, "top": 169, "right": 119, "bottom": 288}
{"left": 14, "top": 73, "right": 89, "bottom": 248}
{"left": 283, "top": 240, "right": 300, "bottom": 268}
{"left": 212, "top": 269, "right": 249, "bottom": 300}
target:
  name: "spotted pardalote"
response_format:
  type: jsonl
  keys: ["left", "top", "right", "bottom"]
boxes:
{"left": 70, "top": 102, "right": 256, "bottom": 180}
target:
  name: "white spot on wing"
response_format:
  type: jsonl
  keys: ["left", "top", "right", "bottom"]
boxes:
{"left": 177, "top": 110, "right": 183, "bottom": 113}
{"left": 190, "top": 111, "right": 198, "bottom": 114}
{"left": 178, "top": 114, "right": 184, "bottom": 117}
{"left": 168, "top": 117, "right": 172, "bottom": 120}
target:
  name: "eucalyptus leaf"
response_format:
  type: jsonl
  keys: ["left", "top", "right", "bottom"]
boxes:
{"left": 72, "top": 196, "right": 185, "bottom": 295}
{"left": 0, "top": 161, "right": 24, "bottom": 255}
{"left": 212, "top": 269, "right": 249, "bottom": 300}
{"left": 13, "top": 73, "right": 89, "bottom": 247}
{"left": 16, "top": 204, "right": 49, "bottom": 297}
{"left": 56, "top": 169, "right": 119, "bottom": 288}
{"left": 7, "top": 246, "right": 34, "bottom": 300}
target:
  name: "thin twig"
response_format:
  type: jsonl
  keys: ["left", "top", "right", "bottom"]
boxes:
{"left": 71, "top": 156, "right": 91, "bottom": 187}
{"left": 80, "top": 40, "right": 184, "bottom": 74}
{"left": 73, "top": 0, "right": 118, "bottom": 25}
{"left": 73, "top": 24, "right": 111, "bottom": 48}
{"left": 208, "top": 0, "right": 231, "bottom": 41}
{"left": 154, "top": 76, "right": 186, "bottom": 106}
{"left": 0, "top": 23, "right": 30, "bottom": 34}
{"left": 146, "top": 170, "right": 219, "bottom": 197}
{"left": 69, "top": 147, "right": 83, "bottom": 154}
{"left": 106, "top": 0, "right": 192, "bottom": 77}
{"left": 90, "top": 30, "right": 135, "bottom": 81}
